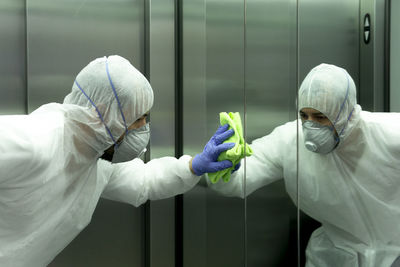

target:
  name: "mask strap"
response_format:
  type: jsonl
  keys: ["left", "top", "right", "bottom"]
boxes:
{"left": 337, "top": 106, "right": 355, "bottom": 137}
{"left": 106, "top": 58, "right": 129, "bottom": 134}
{"left": 74, "top": 80, "right": 118, "bottom": 145}
{"left": 329, "top": 70, "right": 354, "bottom": 140}
{"left": 333, "top": 70, "right": 350, "bottom": 126}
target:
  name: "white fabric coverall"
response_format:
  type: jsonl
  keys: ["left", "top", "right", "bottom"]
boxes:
{"left": 210, "top": 64, "right": 400, "bottom": 267}
{"left": 0, "top": 56, "right": 200, "bottom": 266}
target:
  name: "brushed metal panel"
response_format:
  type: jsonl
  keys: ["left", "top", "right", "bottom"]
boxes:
{"left": 244, "top": 0, "right": 298, "bottom": 265}
{"left": 360, "top": 0, "right": 386, "bottom": 112}
{"left": 26, "top": 1, "right": 147, "bottom": 266}
{"left": 182, "top": 0, "right": 246, "bottom": 266}
{"left": 182, "top": 1, "right": 208, "bottom": 266}
{"left": 147, "top": 1, "right": 177, "bottom": 266}
{"left": 0, "top": 0, "right": 26, "bottom": 115}
{"left": 299, "top": 0, "right": 359, "bottom": 95}
{"left": 48, "top": 199, "right": 144, "bottom": 267}
{"left": 148, "top": 0, "right": 176, "bottom": 159}
{"left": 27, "top": 0, "right": 145, "bottom": 112}
{"left": 205, "top": 4, "right": 245, "bottom": 264}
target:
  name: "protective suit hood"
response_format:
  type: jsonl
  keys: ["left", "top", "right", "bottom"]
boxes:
{"left": 63, "top": 55, "right": 153, "bottom": 153}
{"left": 298, "top": 63, "right": 361, "bottom": 148}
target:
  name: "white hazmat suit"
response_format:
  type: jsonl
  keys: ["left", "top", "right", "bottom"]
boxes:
{"left": 0, "top": 55, "right": 200, "bottom": 267}
{"left": 210, "top": 64, "right": 400, "bottom": 267}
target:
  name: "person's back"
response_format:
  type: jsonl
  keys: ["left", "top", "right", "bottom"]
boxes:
{"left": 0, "top": 103, "right": 107, "bottom": 266}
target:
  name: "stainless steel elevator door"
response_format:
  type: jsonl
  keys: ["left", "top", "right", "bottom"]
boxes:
{"left": 0, "top": 0, "right": 26, "bottom": 115}
{"left": 182, "top": 0, "right": 246, "bottom": 266}
{"left": 245, "top": 0, "right": 298, "bottom": 265}
{"left": 27, "top": 0, "right": 145, "bottom": 112}
{"left": 298, "top": 0, "right": 359, "bottom": 88}
{"left": 26, "top": 1, "right": 146, "bottom": 266}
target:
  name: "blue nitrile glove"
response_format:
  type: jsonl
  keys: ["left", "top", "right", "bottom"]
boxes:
{"left": 191, "top": 124, "right": 235, "bottom": 176}
{"left": 232, "top": 162, "right": 241, "bottom": 174}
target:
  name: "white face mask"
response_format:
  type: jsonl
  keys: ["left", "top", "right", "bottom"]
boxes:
{"left": 302, "top": 120, "right": 339, "bottom": 154}
{"left": 112, "top": 123, "right": 150, "bottom": 163}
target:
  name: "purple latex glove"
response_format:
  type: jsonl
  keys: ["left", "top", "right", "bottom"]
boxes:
{"left": 192, "top": 124, "right": 235, "bottom": 176}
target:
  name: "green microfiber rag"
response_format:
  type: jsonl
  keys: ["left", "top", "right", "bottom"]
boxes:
{"left": 208, "top": 112, "right": 253, "bottom": 184}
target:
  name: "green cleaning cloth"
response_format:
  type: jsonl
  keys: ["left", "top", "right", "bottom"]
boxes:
{"left": 208, "top": 112, "right": 253, "bottom": 184}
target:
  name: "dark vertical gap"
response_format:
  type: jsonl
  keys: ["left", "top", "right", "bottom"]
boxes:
{"left": 175, "top": 0, "right": 184, "bottom": 267}
{"left": 143, "top": 1, "right": 151, "bottom": 267}
{"left": 384, "top": 0, "right": 391, "bottom": 112}
{"left": 358, "top": 0, "right": 362, "bottom": 105}
{"left": 24, "top": 0, "right": 28, "bottom": 114}
{"left": 143, "top": 202, "right": 150, "bottom": 267}
{"left": 243, "top": 0, "right": 247, "bottom": 266}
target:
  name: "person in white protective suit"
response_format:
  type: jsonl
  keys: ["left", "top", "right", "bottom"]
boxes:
{"left": 0, "top": 55, "right": 235, "bottom": 267}
{"left": 209, "top": 63, "right": 400, "bottom": 267}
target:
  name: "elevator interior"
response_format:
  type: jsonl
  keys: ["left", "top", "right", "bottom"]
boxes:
{"left": 0, "top": 0, "right": 394, "bottom": 266}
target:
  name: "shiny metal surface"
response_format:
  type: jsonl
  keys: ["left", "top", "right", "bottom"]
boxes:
{"left": 26, "top": 1, "right": 147, "bottom": 266}
{"left": 148, "top": 0, "right": 176, "bottom": 159}
{"left": 47, "top": 199, "right": 144, "bottom": 267}
{"left": 0, "top": 0, "right": 374, "bottom": 266}
{"left": 244, "top": 0, "right": 298, "bottom": 265}
{"left": 360, "top": 0, "right": 386, "bottom": 111}
{"left": 182, "top": 1, "right": 207, "bottom": 266}
{"left": 182, "top": 0, "right": 246, "bottom": 266}
{"left": 299, "top": 0, "right": 359, "bottom": 94}
{"left": 0, "top": 0, "right": 26, "bottom": 115}
{"left": 205, "top": 1, "right": 246, "bottom": 263}
{"left": 390, "top": 0, "right": 400, "bottom": 111}
{"left": 147, "top": 1, "right": 176, "bottom": 266}
{"left": 27, "top": 0, "right": 145, "bottom": 112}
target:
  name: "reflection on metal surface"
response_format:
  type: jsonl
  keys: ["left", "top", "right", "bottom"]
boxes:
{"left": 205, "top": 4, "right": 246, "bottom": 264}
{"left": 182, "top": 1, "right": 208, "bottom": 266}
{"left": 147, "top": 1, "right": 177, "bottom": 267}
{"left": 298, "top": 0, "right": 359, "bottom": 265}
{"left": 0, "top": 0, "right": 26, "bottom": 115}
{"left": 183, "top": 0, "right": 246, "bottom": 266}
{"left": 245, "top": 0, "right": 298, "bottom": 265}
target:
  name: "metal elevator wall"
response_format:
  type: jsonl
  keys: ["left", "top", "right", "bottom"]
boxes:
{"left": 244, "top": 0, "right": 298, "bottom": 265}
{"left": 0, "top": 0, "right": 368, "bottom": 266}
{"left": 0, "top": 0, "right": 26, "bottom": 115}
{"left": 182, "top": 0, "right": 246, "bottom": 266}
{"left": 26, "top": 1, "right": 147, "bottom": 266}
{"left": 182, "top": 0, "right": 361, "bottom": 266}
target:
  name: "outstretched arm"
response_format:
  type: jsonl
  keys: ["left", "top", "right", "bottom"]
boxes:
{"left": 207, "top": 122, "right": 294, "bottom": 198}
{"left": 99, "top": 124, "right": 236, "bottom": 206}
{"left": 99, "top": 155, "right": 200, "bottom": 207}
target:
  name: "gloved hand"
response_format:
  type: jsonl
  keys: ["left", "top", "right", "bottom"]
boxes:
{"left": 191, "top": 124, "right": 235, "bottom": 176}
{"left": 232, "top": 162, "right": 241, "bottom": 173}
